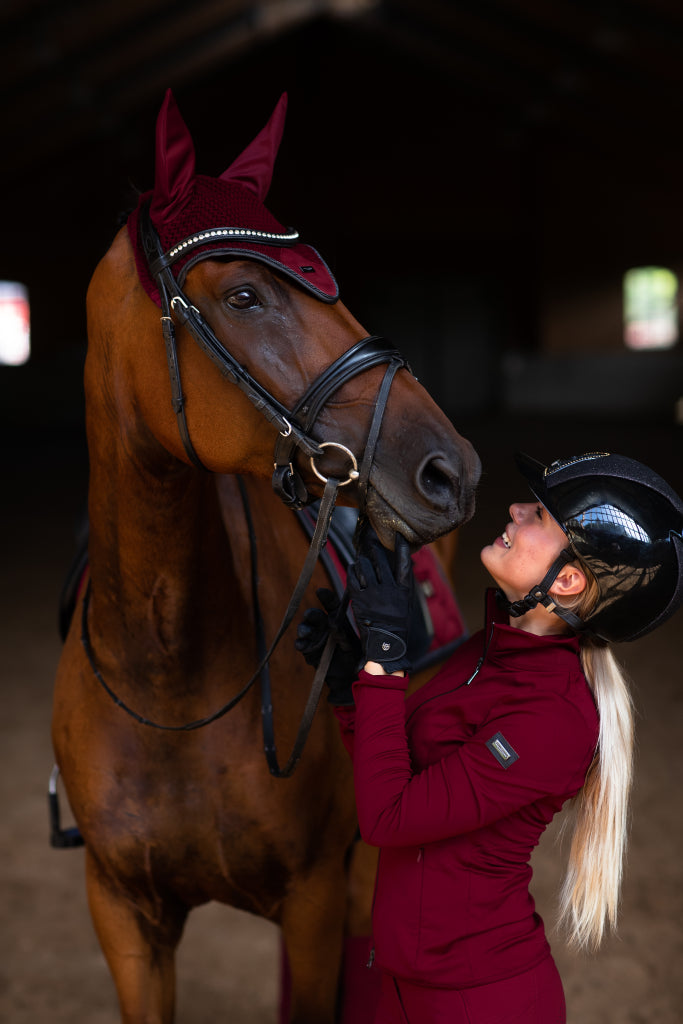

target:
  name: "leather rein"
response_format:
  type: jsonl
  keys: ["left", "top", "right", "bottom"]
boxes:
{"left": 81, "top": 203, "right": 408, "bottom": 776}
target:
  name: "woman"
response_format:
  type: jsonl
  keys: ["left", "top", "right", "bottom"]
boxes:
{"left": 297, "top": 451, "right": 683, "bottom": 1023}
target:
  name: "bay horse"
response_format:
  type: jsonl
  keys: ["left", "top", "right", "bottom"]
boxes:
{"left": 52, "top": 91, "right": 481, "bottom": 1024}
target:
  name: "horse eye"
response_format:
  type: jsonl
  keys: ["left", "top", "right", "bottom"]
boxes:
{"left": 226, "top": 287, "right": 261, "bottom": 310}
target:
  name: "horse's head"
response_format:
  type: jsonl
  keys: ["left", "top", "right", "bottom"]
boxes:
{"left": 107, "top": 91, "right": 480, "bottom": 546}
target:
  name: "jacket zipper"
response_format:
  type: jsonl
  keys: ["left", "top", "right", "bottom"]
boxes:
{"left": 366, "top": 847, "right": 381, "bottom": 969}
{"left": 405, "top": 623, "right": 496, "bottom": 727}
{"left": 464, "top": 623, "right": 495, "bottom": 686}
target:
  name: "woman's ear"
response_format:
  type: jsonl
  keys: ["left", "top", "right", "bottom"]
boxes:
{"left": 549, "top": 564, "right": 587, "bottom": 598}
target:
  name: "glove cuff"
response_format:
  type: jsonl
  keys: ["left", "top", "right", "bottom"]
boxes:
{"left": 364, "top": 627, "right": 409, "bottom": 668}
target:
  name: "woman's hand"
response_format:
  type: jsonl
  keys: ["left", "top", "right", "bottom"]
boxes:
{"left": 347, "top": 525, "right": 414, "bottom": 673}
{"left": 362, "top": 660, "right": 405, "bottom": 677}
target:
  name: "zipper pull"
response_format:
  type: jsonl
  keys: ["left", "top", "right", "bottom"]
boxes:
{"left": 466, "top": 624, "right": 494, "bottom": 685}
{"left": 366, "top": 947, "right": 375, "bottom": 968}
{"left": 417, "top": 847, "right": 423, "bottom": 862}
{"left": 465, "top": 655, "right": 484, "bottom": 685}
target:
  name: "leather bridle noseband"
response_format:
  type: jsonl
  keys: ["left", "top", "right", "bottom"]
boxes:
{"left": 80, "top": 204, "right": 411, "bottom": 776}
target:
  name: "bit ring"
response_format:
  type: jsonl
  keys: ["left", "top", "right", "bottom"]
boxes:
{"left": 310, "top": 442, "right": 360, "bottom": 487}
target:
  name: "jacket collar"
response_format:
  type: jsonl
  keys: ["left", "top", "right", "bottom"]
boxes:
{"left": 484, "top": 588, "right": 581, "bottom": 657}
{"left": 405, "top": 588, "right": 582, "bottom": 720}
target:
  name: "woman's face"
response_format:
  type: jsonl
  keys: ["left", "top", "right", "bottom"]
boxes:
{"left": 480, "top": 501, "right": 569, "bottom": 602}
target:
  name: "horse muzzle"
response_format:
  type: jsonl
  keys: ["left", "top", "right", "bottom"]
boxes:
{"left": 365, "top": 441, "right": 482, "bottom": 548}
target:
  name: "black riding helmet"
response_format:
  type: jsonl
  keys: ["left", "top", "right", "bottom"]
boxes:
{"left": 506, "top": 452, "right": 683, "bottom": 643}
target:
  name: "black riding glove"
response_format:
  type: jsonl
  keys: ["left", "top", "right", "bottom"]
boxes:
{"left": 295, "top": 588, "right": 361, "bottom": 706}
{"left": 347, "top": 526, "right": 414, "bottom": 673}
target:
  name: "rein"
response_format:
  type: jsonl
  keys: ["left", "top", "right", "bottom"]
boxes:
{"left": 80, "top": 205, "right": 409, "bottom": 774}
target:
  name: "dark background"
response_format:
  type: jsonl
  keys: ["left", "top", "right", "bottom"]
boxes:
{"left": 3, "top": 0, "right": 683, "bottom": 427}
{"left": 2, "top": 3, "right": 683, "bottom": 1022}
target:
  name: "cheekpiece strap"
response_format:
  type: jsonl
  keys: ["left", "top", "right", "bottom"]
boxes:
{"left": 139, "top": 201, "right": 317, "bottom": 469}
{"left": 140, "top": 203, "right": 207, "bottom": 469}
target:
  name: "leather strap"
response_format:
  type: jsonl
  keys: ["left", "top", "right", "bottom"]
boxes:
{"left": 504, "top": 549, "right": 585, "bottom": 632}
{"left": 272, "top": 336, "right": 408, "bottom": 510}
{"left": 242, "top": 475, "right": 342, "bottom": 777}
{"left": 356, "top": 357, "right": 403, "bottom": 508}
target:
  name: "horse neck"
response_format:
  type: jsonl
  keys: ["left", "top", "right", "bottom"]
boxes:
{"left": 86, "top": 413, "right": 241, "bottom": 677}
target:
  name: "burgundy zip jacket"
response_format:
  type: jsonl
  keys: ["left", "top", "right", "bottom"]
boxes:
{"left": 335, "top": 589, "right": 599, "bottom": 989}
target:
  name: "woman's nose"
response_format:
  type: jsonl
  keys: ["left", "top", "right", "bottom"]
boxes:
{"left": 509, "top": 502, "right": 531, "bottom": 522}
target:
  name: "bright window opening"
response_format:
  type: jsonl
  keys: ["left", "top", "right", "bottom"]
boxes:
{"left": 0, "top": 281, "right": 31, "bottom": 365}
{"left": 623, "top": 266, "right": 678, "bottom": 350}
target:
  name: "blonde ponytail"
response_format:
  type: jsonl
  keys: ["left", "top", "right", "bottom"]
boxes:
{"left": 556, "top": 638, "right": 635, "bottom": 950}
{"left": 552, "top": 560, "right": 635, "bottom": 950}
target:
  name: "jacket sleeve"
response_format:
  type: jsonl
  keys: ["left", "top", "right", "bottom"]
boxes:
{"left": 351, "top": 670, "right": 597, "bottom": 847}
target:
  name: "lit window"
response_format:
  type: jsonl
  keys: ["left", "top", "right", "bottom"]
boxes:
{"left": 0, "top": 281, "right": 30, "bottom": 365}
{"left": 623, "top": 266, "right": 678, "bottom": 350}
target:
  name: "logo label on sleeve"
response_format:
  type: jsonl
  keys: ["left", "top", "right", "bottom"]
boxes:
{"left": 486, "top": 731, "right": 519, "bottom": 769}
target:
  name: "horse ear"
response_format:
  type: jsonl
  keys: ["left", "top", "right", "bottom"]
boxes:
{"left": 220, "top": 93, "right": 287, "bottom": 200}
{"left": 151, "top": 89, "right": 196, "bottom": 221}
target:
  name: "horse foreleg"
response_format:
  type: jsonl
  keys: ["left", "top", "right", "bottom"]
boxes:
{"left": 85, "top": 850, "right": 187, "bottom": 1024}
{"left": 279, "top": 865, "right": 347, "bottom": 1024}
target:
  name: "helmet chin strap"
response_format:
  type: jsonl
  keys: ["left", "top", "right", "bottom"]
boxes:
{"left": 502, "top": 549, "right": 586, "bottom": 632}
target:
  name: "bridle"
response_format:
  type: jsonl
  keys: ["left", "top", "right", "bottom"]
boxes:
{"left": 81, "top": 203, "right": 410, "bottom": 776}
{"left": 138, "top": 202, "right": 407, "bottom": 510}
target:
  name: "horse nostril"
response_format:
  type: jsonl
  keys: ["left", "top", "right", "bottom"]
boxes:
{"left": 417, "top": 454, "right": 459, "bottom": 509}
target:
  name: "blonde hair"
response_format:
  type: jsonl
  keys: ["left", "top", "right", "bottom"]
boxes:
{"left": 555, "top": 563, "right": 635, "bottom": 951}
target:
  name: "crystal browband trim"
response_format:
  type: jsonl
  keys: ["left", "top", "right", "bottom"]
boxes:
{"left": 166, "top": 226, "right": 300, "bottom": 262}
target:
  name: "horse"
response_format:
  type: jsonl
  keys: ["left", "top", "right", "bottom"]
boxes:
{"left": 52, "top": 91, "right": 481, "bottom": 1024}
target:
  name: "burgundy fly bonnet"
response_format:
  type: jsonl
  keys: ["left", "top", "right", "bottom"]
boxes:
{"left": 127, "top": 91, "right": 338, "bottom": 306}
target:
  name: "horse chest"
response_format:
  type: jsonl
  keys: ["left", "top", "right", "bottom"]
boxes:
{"left": 86, "top": 751, "right": 307, "bottom": 911}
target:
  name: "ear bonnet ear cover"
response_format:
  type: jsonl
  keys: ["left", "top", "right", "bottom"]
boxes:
{"left": 127, "top": 90, "right": 338, "bottom": 306}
